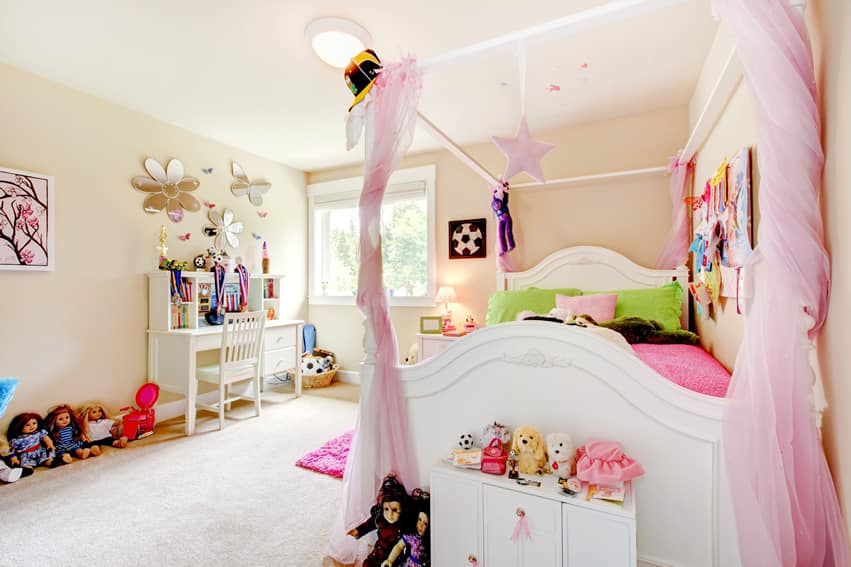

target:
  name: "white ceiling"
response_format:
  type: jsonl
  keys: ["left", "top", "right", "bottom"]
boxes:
{"left": 0, "top": 0, "right": 716, "bottom": 172}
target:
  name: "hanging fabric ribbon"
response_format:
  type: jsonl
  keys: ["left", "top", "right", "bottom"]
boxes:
{"left": 235, "top": 264, "right": 249, "bottom": 311}
{"left": 510, "top": 510, "right": 533, "bottom": 543}
{"left": 655, "top": 152, "right": 694, "bottom": 269}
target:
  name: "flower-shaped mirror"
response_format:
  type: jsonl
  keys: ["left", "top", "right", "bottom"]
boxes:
{"left": 131, "top": 158, "right": 200, "bottom": 222}
{"left": 231, "top": 162, "right": 271, "bottom": 206}
{"left": 202, "top": 208, "right": 244, "bottom": 250}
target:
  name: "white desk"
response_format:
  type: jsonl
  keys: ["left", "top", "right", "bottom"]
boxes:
{"left": 147, "top": 319, "right": 303, "bottom": 435}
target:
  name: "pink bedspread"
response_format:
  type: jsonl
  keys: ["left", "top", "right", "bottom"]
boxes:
{"left": 632, "top": 344, "right": 731, "bottom": 397}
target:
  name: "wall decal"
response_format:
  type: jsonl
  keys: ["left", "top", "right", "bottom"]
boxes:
{"left": 449, "top": 218, "right": 487, "bottom": 259}
{"left": 0, "top": 167, "right": 54, "bottom": 271}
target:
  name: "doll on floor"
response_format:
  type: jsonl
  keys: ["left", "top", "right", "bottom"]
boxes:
{"left": 78, "top": 403, "right": 128, "bottom": 454}
{"left": 348, "top": 474, "right": 410, "bottom": 567}
{"left": 7, "top": 412, "right": 55, "bottom": 471}
{"left": 45, "top": 404, "right": 93, "bottom": 464}
{"left": 382, "top": 488, "right": 430, "bottom": 567}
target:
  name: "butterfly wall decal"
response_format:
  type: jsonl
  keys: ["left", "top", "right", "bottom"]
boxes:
{"left": 201, "top": 167, "right": 214, "bottom": 174}
{"left": 231, "top": 162, "right": 271, "bottom": 207}
{"left": 178, "top": 233, "right": 191, "bottom": 241}
{"left": 252, "top": 232, "right": 262, "bottom": 240}
{"left": 203, "top": 200, "right": 216, "bottom": 209}
{"left": 546, "top": 84, "right": 561, "bottom": 92}
{"left": 257, "top": 211, "right": 269, "bottom": 218}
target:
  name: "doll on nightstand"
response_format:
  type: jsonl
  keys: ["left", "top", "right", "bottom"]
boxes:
{"left": 348, "top": 474, "right": 410, "bottom": 567}
{"left": 382, "top": 488, "right": 430, "bottom": 567}
{"left": 7, "top": 412, "right": 56, "bottom": 471}
{"left": 46, "top": 404, "right": 93, "bottom": 464}
{"left": 78, "top": 403, "right": 128, "bottom": 454}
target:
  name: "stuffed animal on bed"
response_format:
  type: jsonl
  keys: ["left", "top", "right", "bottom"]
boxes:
{"left": 511, "top": 425, "right": 547, "bottom": 475}
{"left": 546, "top": 432, "right": 575, "bottom": 480}
{"left": 598, "top": 316, "right": 699, "bottom": 345}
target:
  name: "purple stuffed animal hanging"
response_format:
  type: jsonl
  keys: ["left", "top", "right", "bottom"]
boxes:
{"left": 491, "top": 181, "right": 516, "bottom": 256}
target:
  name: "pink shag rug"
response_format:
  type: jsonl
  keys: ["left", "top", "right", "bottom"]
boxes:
{"left": 295, "top": 430, "right": 353, "bottom": 479}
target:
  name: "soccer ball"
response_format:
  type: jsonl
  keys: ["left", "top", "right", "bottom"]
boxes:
{"left": 458, "top": 433, "right": 475, "bottom": 450}
{"left": 301, "top": 356, "right": 329, "bottom": 375}
{"left": 452, "top": 222, "right": 483, "bottom": 256}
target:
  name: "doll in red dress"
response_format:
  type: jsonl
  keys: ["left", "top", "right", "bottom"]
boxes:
{"left": 347, "top": 474, "right": 410, "bottom": 567}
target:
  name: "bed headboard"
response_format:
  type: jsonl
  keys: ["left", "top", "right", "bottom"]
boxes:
{"left": 496, "top": 246, "right": 691, "bottom": 329}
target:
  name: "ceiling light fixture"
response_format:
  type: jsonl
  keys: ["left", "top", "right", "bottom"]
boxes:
{"left": 305, "top": 17, "right": 372, "bottom": 69}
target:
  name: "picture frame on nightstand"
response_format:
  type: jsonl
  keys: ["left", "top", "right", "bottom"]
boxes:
{"left": 419, "top": 316, "right": 442, "bottom": 334}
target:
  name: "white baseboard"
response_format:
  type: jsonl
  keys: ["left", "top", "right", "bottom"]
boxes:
{"left": 337, "top": 370, "right": 360, "bottom": 384}
{"left": 156, "top": 391, "right": 220, "bottom": 424}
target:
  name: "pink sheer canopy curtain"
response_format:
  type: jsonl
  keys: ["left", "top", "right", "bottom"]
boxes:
{"left": 327, "top": 59, "right": 423, "bottom": 563}
{"left": 713, "top": 1, "right": 849, "bottom": 565}
{"left": 655, "top": 153, "right": 694, "bottom": 269}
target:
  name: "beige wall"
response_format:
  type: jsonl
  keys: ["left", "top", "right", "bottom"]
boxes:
{"left": 0, "top": 63, "right": 307, "bottom": 430}
{"left": 812, "top": 0, "right": 851, "bottom": 538}
{"left": 308, "top": 107, "right": 689, "bottom": 370}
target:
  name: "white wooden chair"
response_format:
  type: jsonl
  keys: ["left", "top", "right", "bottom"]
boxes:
{"left": 195, "top": 311, "right": 266, "bottom": 430}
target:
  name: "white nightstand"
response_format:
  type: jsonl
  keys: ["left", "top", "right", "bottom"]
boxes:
{"left": 417, "top": 333, "right": 460, "bottom": 361}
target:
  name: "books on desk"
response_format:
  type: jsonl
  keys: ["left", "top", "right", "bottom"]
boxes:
{"left": 170, "top": 303, "right": 192, "bottom": 330}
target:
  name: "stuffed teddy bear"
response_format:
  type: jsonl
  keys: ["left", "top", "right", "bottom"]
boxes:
{"left": 402, "top": 343, "right": 419, "bottom": 365}
{"left": 511, "top": 425, "right": 547, "bottom": 475}
{"left": 546, "top": 432, "right": 575, "bottom": 480}
{"left": 598, "top": 316, "right": 699, "bottom": 345}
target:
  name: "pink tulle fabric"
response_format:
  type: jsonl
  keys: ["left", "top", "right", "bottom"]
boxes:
{"left": 327, "top": 59, "right": 423, "bottom": 563}
{"left": 713, "top": 1, "right": 849, "bottom": 565}
{"left": 655, "top": 153, "right": 694, "bottom": 269}
{"left": 575, "top": 440, "right": 645, "bottom": 485}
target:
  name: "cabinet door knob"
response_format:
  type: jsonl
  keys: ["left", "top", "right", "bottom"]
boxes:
{"left": 516, "top": 507, "right": 526, "bottom": 517}
{"left": 467, "top": 554, "right": 478, "bottom": 565}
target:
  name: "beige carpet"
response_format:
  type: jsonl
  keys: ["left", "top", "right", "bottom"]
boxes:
{"left": 0, "top": 383, "right": 359, "bottom": 567}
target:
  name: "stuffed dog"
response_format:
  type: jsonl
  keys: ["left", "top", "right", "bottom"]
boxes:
{"left": 546, "top": 432, "right": 575, "bottom": 480}
{"left": 511, "top": 425, "right": 547, "bottom": 475}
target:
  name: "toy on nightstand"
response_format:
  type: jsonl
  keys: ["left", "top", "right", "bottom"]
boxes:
{"left": 383, "top": 488, "right": 430, "bottom": 567}
{"left": 348, "top": 474, "right": 410, "bottom": 567}
{"left": 7, "top": 412, "right": 56, "bottom": 472}
{"left": 511, "top": 425, "right": 547, "bottom": 475}
{"left": 46, "top": 404, "right": 93, "bottom": 464}
{"left": 463, "top": 315, "right": 477, "bottom": 332}
{"left": 78, "top": 403, "right": 129, "bottom": 453}
{"left": 546, "top": 432, "right": 575, "bottom": 481}
{"left": 120, "top": 383, "right": 160, "bottom": 441}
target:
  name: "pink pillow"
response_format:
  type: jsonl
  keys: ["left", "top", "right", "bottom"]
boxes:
{"left": 555, "top": 293, "right": 618, "bottom": 322}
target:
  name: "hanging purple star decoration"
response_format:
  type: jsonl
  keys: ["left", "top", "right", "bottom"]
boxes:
{"left": 491, "top": 116, "right": 555, "bottom": 183}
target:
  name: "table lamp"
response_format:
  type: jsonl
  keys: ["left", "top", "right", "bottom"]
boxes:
{"left": 435, "top": 286, "right": 457, "bottom": 332}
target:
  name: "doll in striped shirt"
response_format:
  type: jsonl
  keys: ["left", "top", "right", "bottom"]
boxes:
{"left": 45, "top": 404, "right": 93, "bottom": 464}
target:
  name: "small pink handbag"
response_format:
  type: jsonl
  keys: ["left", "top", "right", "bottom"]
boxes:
{"left": 481, "top": 438, "right": 508, "bottom": 475}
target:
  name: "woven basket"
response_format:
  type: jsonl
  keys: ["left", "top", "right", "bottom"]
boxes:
{"left": 302, "top": 364, "right": 338, "bottom": 389}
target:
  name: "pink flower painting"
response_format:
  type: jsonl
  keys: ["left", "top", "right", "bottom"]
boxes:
{"left": 0, "top": 168, "right": 53, "bottom": 270}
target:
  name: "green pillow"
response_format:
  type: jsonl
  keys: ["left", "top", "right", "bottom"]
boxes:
{"left": 486, "top": 287, "right": 582, "bottom": 325}
{"left": 585, "top": 282, "right": 684, "bottom": 330}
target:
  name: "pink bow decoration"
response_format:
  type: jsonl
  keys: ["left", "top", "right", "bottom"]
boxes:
{"left": 575, "top": 440, "right": 644, "bottom": 485}
{"left": 510, "top": 511, "right": 532, "bottom": 543}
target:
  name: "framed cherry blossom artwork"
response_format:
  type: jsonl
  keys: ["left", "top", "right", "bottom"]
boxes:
{"left": 0, "top": 167, "right": 55, "bottom": 271}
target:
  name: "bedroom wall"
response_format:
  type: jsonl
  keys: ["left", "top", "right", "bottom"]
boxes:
{"left": 811, "top": 0, "right": 851, "bottom": 538}
{"left": 307, "top": 106, "right": 689, "bottom": 371}
{"left": 0, "top": 62, "right": 307, "bottom": 431}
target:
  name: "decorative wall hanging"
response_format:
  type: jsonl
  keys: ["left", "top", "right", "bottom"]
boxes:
{"left": 721, "top": 147, "right": 753, "bottom": 269}
{"left": 230, "top": 162, "right": 271, "bottom": 206}
{"left": 492, "top": 116, "right": 555, "bottom": 184}
{"left": 131, "top": 158, "right": 200, "bottom": 223}
{"left": 202, "top": 207, "right": 244, "bottom": 250}
{"left": 0, "top": 166, "right": 54, "bottom": 270}
{"left": 449, "top": 218, "right": 486, "bottom": 259}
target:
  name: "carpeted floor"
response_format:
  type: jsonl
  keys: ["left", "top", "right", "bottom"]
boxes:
{"left": 0, "top": 382, "right": 359, "bottom": 567}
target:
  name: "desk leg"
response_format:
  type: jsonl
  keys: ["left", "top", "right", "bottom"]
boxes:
{"left": 186, "top": 336, "right": 198, "bottom": 436}
{"left": 295, "top": 323, "right": 303, "bottom": 397}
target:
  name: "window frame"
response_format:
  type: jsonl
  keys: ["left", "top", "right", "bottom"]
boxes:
{"left": 307, "top": 165, "right": 437, "bottom": 307}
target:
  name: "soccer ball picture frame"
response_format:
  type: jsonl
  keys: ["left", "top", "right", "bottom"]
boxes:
{"left": 448, "top": 218, "right": 487, "bottom": 259}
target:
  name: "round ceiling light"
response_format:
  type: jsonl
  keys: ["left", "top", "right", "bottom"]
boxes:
{"left": 305, "top": 17, "right": 373, "bottom": 69}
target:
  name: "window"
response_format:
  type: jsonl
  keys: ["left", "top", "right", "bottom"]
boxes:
{"left": 308, "top": 165, "right": 436, "bottom": 306}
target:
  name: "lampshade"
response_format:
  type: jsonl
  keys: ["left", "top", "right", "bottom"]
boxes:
{"left": 305, "top": 17, "right": 373, "bottom": 68}
{"left": 435, "top": 286, "right": 457, "bottom": 304}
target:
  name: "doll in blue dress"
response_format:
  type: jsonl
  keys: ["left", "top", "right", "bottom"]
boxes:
{"left": 7, "top": 412, "right": 56, "bottom": 471}
{"left": 45, "top": 404, "right": 92, "bottom": 464}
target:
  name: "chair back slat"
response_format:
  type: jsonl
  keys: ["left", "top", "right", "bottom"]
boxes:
{"left": 219, "top": 311, "right": 266, "bottom": 369}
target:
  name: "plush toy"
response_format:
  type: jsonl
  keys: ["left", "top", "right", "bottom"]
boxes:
{"left": 348, "top": 474, "right": 410, "bottom": 567}
{"left": 78, "top": 403, "right": 129, "bottom": 453}
{"left": 402, "top": 344, "right": 419, "bottom": 365}
{"left": 0, "top": 378, "right": 28, "bottom": 482}
{"left": 383, "top": 488, "right": 430, "bottom": 567}
{"left": 546, "top": 432, "right": 575, "bottom": 480}
{"left": 516, "top": 307, "right": 571, "bottom": 323}
{"left": 457, "top": 433, "right": 475, "bottom": 450}
{"left": 301, "top": 355, "right": 329, "bottom": 375}
{"left": 480, "top": 421, "right": 512, "bottom": 450}
{"left": 598, "top": 316, "right": 699, "bottom": 345}
{"left": 7, "top": 412, "right": 55, "bottom": 471}
{"left": 45, "top": 404, "right": 93, "bottom": 464}
{"left": 491, "top": 181, "right": 515, "bottom": 256}
{"left": 511, "top": 425, "right": 547, "bottom": 475}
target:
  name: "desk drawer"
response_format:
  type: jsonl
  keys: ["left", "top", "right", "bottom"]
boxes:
{"left": 262, "top": 347, "right": 296, "bottom": 376}
{"left": 196, "top": 333, "right": 223, "bottom": 352}
{"left": 264, "top": 325, "right": 297, "bottom": 351}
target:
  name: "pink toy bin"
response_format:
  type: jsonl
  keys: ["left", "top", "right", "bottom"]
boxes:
{"left": 120, "top": 383, "right": 160, "bottom": 440}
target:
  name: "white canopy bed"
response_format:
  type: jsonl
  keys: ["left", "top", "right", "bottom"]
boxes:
{"left": 330, "top": 0, "right": 849, "bottom": 565}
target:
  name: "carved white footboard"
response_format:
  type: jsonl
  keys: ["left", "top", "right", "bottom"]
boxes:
{"left": 360, "top": 322, "right": 739, "bottom": 567}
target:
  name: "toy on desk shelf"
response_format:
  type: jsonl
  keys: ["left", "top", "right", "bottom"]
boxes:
{"left": 383, "top": 488, "right": 430, "bottom": 567}
{"left": 7, "top": 412, "right": 55, "bottom": 472}
{"left": 511, "top": 425, "right": 547, "bottom": 475}
{"left": 45, "top": 404, "right": 93, "bottom": 464}
{"left": 546, "top": 432, "right": 575, "bottom": 481}
{"left": 120, "top": 383, "right": 160, "bottom": 441}
{"left": 348, "top": 473, "right": 410, "bottom": 567}
{"left": 78, "top": 403, "right": 128, "bottom": 452}
{"left": 261, "top": 241, "right": 270, "bottom": 274}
